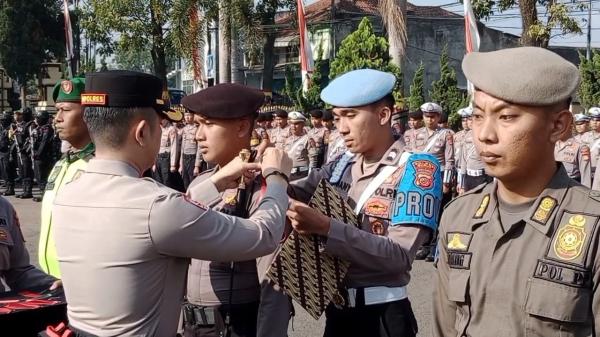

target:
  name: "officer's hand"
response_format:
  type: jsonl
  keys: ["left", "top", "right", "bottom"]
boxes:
{"left": 261, "top": 148, "right": 292, "bottom": 178}
{"left": 152, "top": 165, "right": 156, "bottom": 172}
{"left": 443, "top": 184, "right": 450, "bottom": 194}
{"left": 49, "top": 279, "right": 62, "bottom": 291}
{"left": 210, "top": 156, "right": 261, "bottom": 192}
{"left": 287, "top": 199, "right": 331, "bottom": 236}
{"left": 193, "top": 167, "right": 200, "bottom": 176}
{"left": 178, "top": 166, "right": 183, "bottom": 174}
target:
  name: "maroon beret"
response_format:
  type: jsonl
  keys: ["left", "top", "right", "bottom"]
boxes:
{"left": 181, "top": 83, "right": 265, "bottom": 119}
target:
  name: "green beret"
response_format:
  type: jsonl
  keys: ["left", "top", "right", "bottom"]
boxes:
{"left": 53, "top": 77, "right": 85, "bottom": 103}
{"left": 462, "top": 47, "right": 579, "bottom": 106}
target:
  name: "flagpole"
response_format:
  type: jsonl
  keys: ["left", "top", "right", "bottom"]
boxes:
{"left": 464, "top": 0, "right": 480, "bottom": 105}
{"left": 63, "top": 0, "right": 74, "bottom": 78}
{"left": 297, "top": 0, "right": 314, "bottom": 93}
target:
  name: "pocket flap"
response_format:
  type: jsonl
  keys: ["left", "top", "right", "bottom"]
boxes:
{"left": 524, "top": 278, "right": 591, "bottom": 322}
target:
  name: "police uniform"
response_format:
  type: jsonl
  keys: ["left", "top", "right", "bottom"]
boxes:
{"left": 580, "top": 107, "right": 600, "bottom": 179}
{"left": 153, "top": 121, "right": 179, "bottom": 189}
{"left": 0, "top": 112, "right": 15, "bottom": 196}
{"left": 433, "top": 47, "right": 600, "bottom": 337}
{"left": 179, "top": 120, "right": 202, "bottom": 190}
{"left": 555, "top": 137, "right": 592, "bottom": 187}
{"left": 31, "top": 111, "right": 55, "bottom": 199}
{"left": 291, "top": 69, "right": 442, "bottom": 337}
{"left": 325, "top": 129, "right": 346, "bottom": 165}
{"left": 284, "top": 111, "right": 311, "bottom": 180}
{"left": 455, "top": 108, "right": 491, "bottom": 192}
{"left": 37, "top": 78, "right": 93, "bottom": 278}
{"left": 13, "top": 109, "right": 35, "bottom": 199}
{"left": 307, "top": 109, "right": 328, "bottom": 168}
{"left": 180, "top": 83, "right": 272, "bottom": 337}
{"left": 452, "top": 108, "right": 470, "bottom": 186}
{"left": 574, "top": 113, "right": 590, "bottom": 142}
{"left": 52, "top": 71, "right": 289, "bottom": 337}
{"left": 268, "top": 110, "right": 290, "bottom": 150}
{"left": 403, "top": 110, "right": 423, "bottom": 153}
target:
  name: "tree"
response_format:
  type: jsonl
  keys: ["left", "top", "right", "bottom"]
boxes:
{"left": 471, "top": 0, "right": 585, "bottom": 47}
{"left": 429, "top": 46, "right": 468, "bottom": 130}
{"left": 578, "top": 51, "right": 600, "bottom": 110}
{"left": 81, "top": 0, "right": 173, "bottom": 86}
{"left": 0, "top": 0, "right": 63, "bottom": 106}
{"left": 330, "top": 18, "right": 403, "bottom": 103}
{"left": 379, "top": 0, "right": 407, "bottom": 66}
{"left": 296, "top": 45, "right": 328, "bottom": 111}
{"left": 408, "top": 62, "right": 425, "bottom": 112}
{"left": 114, "top": 44, "right": 153, "bottom": 73}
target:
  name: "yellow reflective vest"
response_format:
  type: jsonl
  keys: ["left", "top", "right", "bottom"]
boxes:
{"left": 39, "top": 143, "right": 94, "bottom": 277}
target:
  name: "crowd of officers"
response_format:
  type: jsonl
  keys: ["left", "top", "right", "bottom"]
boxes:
{"left": 0, "top": 109, "right": 59, "bottom": 201}
{"left": 0, "top": 46, "right": 599, "bottom": 337}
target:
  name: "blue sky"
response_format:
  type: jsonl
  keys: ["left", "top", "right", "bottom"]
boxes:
{"left": 411, "top": 0, "right": 600, "bottom": 47}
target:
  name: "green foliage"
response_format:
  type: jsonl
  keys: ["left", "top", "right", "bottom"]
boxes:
{"left": 296, "top": 44, "right": 328, "bottom": 111}
{"left": 114, "top": 44, "right": 153, "bottom": 73}
{"left": 0, "top": 0, "right": 64, "bottom": 83}
{"left": 282, "top": 64, "right": 301, "bottom": 108}
{"left": 429, "top": 46, "right": 468, "bottom": 130}
{"left": 408, "top": 62, "right": 425, "bottom": 112}
{"left": 578, "top": 51, "right": 600, "bottom": 110}
{"left": 330, "top": 18, "right": 403, "bottom": 103}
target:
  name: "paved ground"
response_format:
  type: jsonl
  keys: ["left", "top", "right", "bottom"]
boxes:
{"left": 11, "top": 189, "right": 435, "bottom": 337}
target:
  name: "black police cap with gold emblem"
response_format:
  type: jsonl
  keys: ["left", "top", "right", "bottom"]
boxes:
{"left": 81, "top": 70, "right": 183, "bottom": 122}
{"left": 181, "top": 83, "right": 264, "bottom": 119}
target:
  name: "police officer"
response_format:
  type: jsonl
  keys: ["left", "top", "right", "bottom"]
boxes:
{"left": 453, "top": 107, "right": 471, "bottom": 190}
{"left": 52, "top": 70, "right": 292, "bottom": 336}
{"left": 581, "top": 107, "right": 600, "bottom": 179}
{"left": 307, "top": 109, "right": 327, "bottom": 168}
{"left": 181, "top": 83, "right": 274, "bottom": 337}
{"left": 284, "top": 111, "right": 311, "bottom": 180}
{"left": 403, "top": 110, "right": 423, "bottom": 153}
{"left": 179, "top": 110, "right": 202, "bottom": 190}
{"left": 268, "top": 109, "right": 290, "bottom": 149}
{"left": 288, "top": 69, "right": 442, "bottom": 337}
{"left": 555, "top": 123, "right": 592, "bottom": 188}
{"left": 0, "top": 112, "right": 15, "bottom": 196}
{"left": 456, "top": 107, "right": 491, "bottom": 194}
{"left": 31, "top": 111, "right": 55, "bottom": 201}
{"left": 573, "top": 113, "right": 590, "bottom": 142}
{"left": 13, "top": 109, "right": 35, "bottom": 199}
{"left": 433, "top": 47, "right": 600, "bottom": 336}
{"left": 413, "top": 102, "right": 454, "bottom": 260}
{"left": 153, "top": 118, "right": 179, "bottom": 189}
{"left": 324, "top": 109, "right": 346, "bottom": 164}
{"left": 38, "top": 78, "right": 93, "bottom": 278}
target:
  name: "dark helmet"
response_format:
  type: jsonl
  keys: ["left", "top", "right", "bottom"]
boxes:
{"left": 22, "top": 107, "right": 33, "bottom": 122}
{"left": 35, "top": 111, "right": 50, "bottom": 124}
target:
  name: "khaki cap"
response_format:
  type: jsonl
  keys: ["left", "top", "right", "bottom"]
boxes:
{"left": 462, "top": 47, "right": 580, "bottom": 106}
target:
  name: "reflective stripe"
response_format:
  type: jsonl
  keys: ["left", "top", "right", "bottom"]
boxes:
{"left": 347, "top": 286, "right": 408, "bottom": 307}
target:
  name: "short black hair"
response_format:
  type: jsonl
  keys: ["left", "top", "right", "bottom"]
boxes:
{"left": 273, "top": 109, "right": 288, "bottom": 118}
{"left": 322, "top": 109, "right": 334, "bottom": 121}
{"left": 408, "top": 110, "right": 423, "bottom": 119}
{"left": 377, "top": 93, "right": 396, "bottom": 111}
{"left": 84, "top": 106, "right": 157, "bottom": 148}
{"left": 309, "top": 109, "right": 323, "bottom": 118}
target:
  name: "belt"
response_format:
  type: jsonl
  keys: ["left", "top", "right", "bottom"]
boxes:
{"left": 157, "top": 152, "right": 170, "bottom": 158}
{"left": 346, "top": 286, "right": 407, "bottom": 307}
{"left": 183, "top": 153, "right": 196, "bottom": 158}
{"left": 291, "top": 166, "right": 309, "bottom": 174}
{"left": 466, "top": 169, "right": 485, "bottom": 177}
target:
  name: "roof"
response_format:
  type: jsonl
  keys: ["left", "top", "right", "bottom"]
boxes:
{"left": 275, "top": 0, "right": 461, "bottom": 25}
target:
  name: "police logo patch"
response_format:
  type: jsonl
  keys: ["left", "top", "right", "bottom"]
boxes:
{"left": 473, "top": 195, "right": 490, "bottom": 219}
{"left": 364, "top": 198, "right": 391, "bottom": 218}
{"left": 412, "top": 160, "right": 436, "bottom": 189}
{"left": 531, "top": 196, "right": 557, "bottom": 224}
{"left": 554, "top": 215, "right": 586, "bottom": 261}
{"left": 370, "top": 219, "right": 386, "bottom": 236}
{"left": 61, "top": 80, "right": 73, "bottom": 94}
{"left": 447, "top": 232, "right": 472, "bottom": 251}
{"left": 547, "top": 212, "right": 597, "bottom": 266}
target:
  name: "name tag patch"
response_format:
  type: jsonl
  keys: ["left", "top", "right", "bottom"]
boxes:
{"left": 447, "top": 252, "right": 472, "bottom": 269}
{"left": 534, "top": 260, "right": 589, "bottom": 288}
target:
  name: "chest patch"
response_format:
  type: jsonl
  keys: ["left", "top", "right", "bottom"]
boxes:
{"left": 546, "top": 212, "right": 598, "bottom": 267}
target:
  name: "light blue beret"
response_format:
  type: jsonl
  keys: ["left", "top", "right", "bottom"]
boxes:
{"left": 320, "top": 69, "right": 396, "bottom": 107}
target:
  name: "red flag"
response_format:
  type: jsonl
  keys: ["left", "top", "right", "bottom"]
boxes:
{"left": 297, "top": 0, "right": 313, "bottom": 92}
{"left": 464, "top": 0, "right": 480, "bottom": 97}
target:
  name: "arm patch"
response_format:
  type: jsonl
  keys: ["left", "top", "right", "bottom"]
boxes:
{"left": 391, "top": 153, "right": 443, "bottom": 231}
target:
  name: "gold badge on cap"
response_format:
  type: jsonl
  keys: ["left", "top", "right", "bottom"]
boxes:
{"left": 61, "top": 80, "right": 73, "bottom": 94}
{"left": 531, "top": 196, "right": 557, "bottom": 224}
{"left": 553, "top": 215, "right": 586, "bottom": 261}
{"left": 473, "top": 194, "right": 490, "bottom": 219}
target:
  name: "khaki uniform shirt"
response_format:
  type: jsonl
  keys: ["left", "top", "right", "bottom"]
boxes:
{"left": 52, "top": 159, "right": 288, "bottom": 336}
{"left": 403, "top": 128, "right": 418, "bottom": 153}
{"left": 413, "top": 127, "right": 455, "bottom": 183}
{"left": 325, "top": 129, "right": 346, "bottom": 164}
{"left": 433, "top": 167, "right": 600, "bottom": 337}
{"left": 179, "top": 124, "right": 202, "bottom": 168}
{"left": 268, "top": 126, "right": 290, "bottom": 150}
{"left": 580, "top": 130, "right": 600, "bottom": 173}
{"left": 186, "top": 170, "right": 263, "bottom": 306}
{"left": 555, "top": 138, "right": 592, "bottom": 188}
{"left": 284, "top": 133, "right": 310, "bottom": 169}
{"left": 292, "top": 140, "right": 431, "bottom": 288}
{"left": 160, "top": 124, "right": 179, "bottom": 167}
{"left": 0, "top": 196, "right": 55, "bottom": 292}
{"left": 307, "top": 126, "right": 327, "bottom": 148}
{"left": 456, "top": 130, "right": 486, "bottom": 189}
{"left": 453, "top": 129, "right": 468, "bottom": 174}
